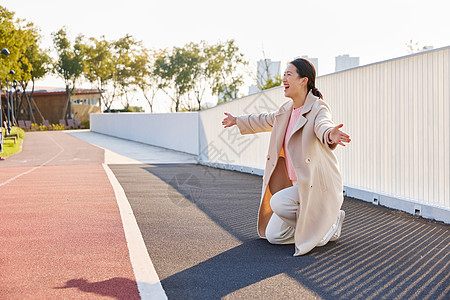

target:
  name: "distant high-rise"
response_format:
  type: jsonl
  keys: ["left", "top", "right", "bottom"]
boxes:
{"left": 335, "top": 54, "right": 360, "bottom": 72}
{"left": 300, "top": 56, "right": 319, "bottom": 75}
{"left": 257, "top": 59, "right": 281, "bottom": 87}
{"left": 249, "top": 59, "right": 281, "bottom": 95}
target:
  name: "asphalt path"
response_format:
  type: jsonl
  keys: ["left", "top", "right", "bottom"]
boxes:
{"left": 109, "top": 163, "right": 450, "bottom": 300}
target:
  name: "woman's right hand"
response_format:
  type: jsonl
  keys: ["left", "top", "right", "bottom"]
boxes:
{"left": 222, "top": 112, "right": 237, "bottom": 128}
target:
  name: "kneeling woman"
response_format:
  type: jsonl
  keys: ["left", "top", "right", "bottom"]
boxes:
{"left": 222, "top": 58, "right": 351, "bottom": 256}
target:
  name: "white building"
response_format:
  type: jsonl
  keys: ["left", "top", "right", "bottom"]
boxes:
{"left": 335, "top": 54, "right": 360, "bottom": 72}
{"left": 248, "top": 84, "right": 260, "bottom": 95}
{"left": 249, "top": 59, "right": 281, "bottom": 95}
{"left": 300, "top": 56, "right": 319, "bottom": 75}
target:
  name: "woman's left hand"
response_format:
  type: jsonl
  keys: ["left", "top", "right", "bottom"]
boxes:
{"left": 328, "top": 124, "right": 351, "bottom": 147}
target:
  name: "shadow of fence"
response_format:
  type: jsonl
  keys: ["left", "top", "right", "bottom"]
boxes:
{"left": 128, "top": 163, "right": 450, "bottom": 299}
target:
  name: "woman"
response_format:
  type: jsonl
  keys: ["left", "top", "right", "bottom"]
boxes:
{"left": 222, "top": 58, "right": 351, "bottom": 256}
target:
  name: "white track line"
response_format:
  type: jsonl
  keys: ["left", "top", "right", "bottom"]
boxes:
{"left": 0, "top": 132, "right": 65, "bottom": 187}
{"left": 102, "top": 163, "right": 167, "bottom": 300}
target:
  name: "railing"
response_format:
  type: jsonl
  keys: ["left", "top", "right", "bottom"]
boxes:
{"left": 91, "top": 46, "right": 450, "bottom": 223}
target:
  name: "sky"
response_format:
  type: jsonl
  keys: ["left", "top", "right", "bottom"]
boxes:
{"left": 2, "top": 0, "right": 450, "bottom": 112}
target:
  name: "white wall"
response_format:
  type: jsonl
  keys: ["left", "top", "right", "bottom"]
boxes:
{"left": 199, "top": 87, "right": 284, "bottom": 175}
{"left": 90, "top": 46, "right": 450, "bottom": 223}
{"left": 90, "top": 112, "right": 199, "bottom": 155}
{"left": 318, "top": 47, "right": 450, "bottom": 222}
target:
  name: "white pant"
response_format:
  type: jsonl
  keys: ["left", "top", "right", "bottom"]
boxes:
{"left": 265, "top": 185, "right": 299, "bottom": 245}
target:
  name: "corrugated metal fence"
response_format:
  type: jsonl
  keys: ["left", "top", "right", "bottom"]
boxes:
{"left": 199, "top": 46, "right": 450, "bottom": 223}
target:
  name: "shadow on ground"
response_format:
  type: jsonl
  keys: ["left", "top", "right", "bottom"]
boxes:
{"left": 116, "top": 163, "right": 450, "bottom": 300}
{"left": 55, "top": 277, "right": 140, "bottom": 300}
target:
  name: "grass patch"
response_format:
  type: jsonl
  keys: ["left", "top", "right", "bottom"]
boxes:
{"left": 1, "top": 127, "right": 25, "bottom": 158}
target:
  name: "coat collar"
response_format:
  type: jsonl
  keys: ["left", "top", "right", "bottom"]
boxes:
{"left": 273, "top": 91, "right": 319, "bottom": 153}
{"left": 275, "top": 90, "right": 318, "bottom": 118}
{"left": 288, "top": 91, "right": 319, "bottom": 145}
{"left": 301, "top": 90, "right": 319, "bottom": 116}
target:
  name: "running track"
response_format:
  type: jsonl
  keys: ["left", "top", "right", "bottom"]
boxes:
{"left": 0, "top": 131, "right": 141, "bottom": 299}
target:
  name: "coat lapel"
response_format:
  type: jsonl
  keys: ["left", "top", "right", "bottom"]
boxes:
{"left": 288, "top": 91, "right": 318, "bottom": 144}
{"left": 274, "top": 101, "right": 292, "bottom": 154}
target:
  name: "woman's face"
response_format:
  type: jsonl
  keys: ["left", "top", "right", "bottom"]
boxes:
{"left": 282, "top": 63, "right": 307, "bottom": 99}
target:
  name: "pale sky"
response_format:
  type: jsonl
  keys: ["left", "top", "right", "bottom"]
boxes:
{"left": 2, "top": 0, "right": 450, "bottom": 112}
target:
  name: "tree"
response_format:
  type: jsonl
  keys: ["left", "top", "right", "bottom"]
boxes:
{"left": 82, "top": 36, "right": 113, "bottom": 111}
{"left": 15, "top": 21, "right": 51, "bottom": 122}
{"left": 52, "top": 27, "right": 84, "bottom": 119}
{"left": 406, "top": 40, "right": 432, "bottom": 54}
{"left": 109, "top": 34, "right": 139, "bottom": 111}
{"left": 154, "top": 44, "right": 202, "bottom": 112}
{"left": 207, "top": 40, "right": 247, "bottom": 104}
{"left": 0, "top": 6, "right": 19, "bottom": 82}
{"left": 260, "top": 75, "right": 282, "bottom": 90}
{"left": 188, "top": 41, "right": 209, "bottom": 111}
{"left": 0, "top": 6, "right": 50, "bottom": 124}
{"left": 256, "top": 49, "right": 282, "bottom": 91}
{"left": 131, "top": 47, "right": 161, "bottom": 113}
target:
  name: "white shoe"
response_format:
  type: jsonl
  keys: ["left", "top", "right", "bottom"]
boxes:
{"left": 330, "top": 210, "right": 345, "bottom": 242}
{"left": 317, "top": 210, "right": 345, "bottom": 247}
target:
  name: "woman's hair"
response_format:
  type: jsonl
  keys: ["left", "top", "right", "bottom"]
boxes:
{"left": 289, "top": 58, "right": 323, "bottom": 99}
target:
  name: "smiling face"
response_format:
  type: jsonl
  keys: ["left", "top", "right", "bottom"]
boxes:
{"left": 282, "top": 63, "right": 308, "bottom": 99}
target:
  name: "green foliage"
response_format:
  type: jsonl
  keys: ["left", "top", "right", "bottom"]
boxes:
{"left": 154, "top": 40, "right": 247, "bottom": 111}
{"left": 82, "top": 36, "right": 113, "bottom": 86}
{"left": 52, "top": 27, "right": 85, "bottom": 119}
{"left": 206, "top": 40, "right": 247, "bottom": 103}
{"left": 110, "top": 34, "right": 142, "bottom": 111}
{"left": 0, "top": 126, "right": 25, "bottom": 157}
{"left": 156, "top": 42, "right": 203, "bottom": 111}
{"left": 0, "top": 6, "right": 50, "bottom": 88}
{"left": 52, "top": 27, "right": 85, "bottom": 88}
{"left": 259, "top": 75, "right": 283, "bottom": 90}
{"left": 2, "top": 6, "right": 250, "bottom": 114}
{"left": 0, "top": 6, "right": 51, "bottom": 123}
{"left": 81, "top": 120, "right": 90, "bottom": 129}
{"left": 11, "top": 126, "right": 25, "bottom": 139}
{"left": 0, "top": 6, "right": 18, "bottom": 82}
{"left": 132, "top": 48, "right": 161, "bottom": 113}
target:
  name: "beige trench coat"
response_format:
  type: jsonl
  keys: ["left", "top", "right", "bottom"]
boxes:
{"left": 236, "top": 91, "right": 344, "bottom": 256}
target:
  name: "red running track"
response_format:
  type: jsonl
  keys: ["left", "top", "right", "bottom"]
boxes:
{"left": 0, "top": 132, "right": 140, "bottom": 299}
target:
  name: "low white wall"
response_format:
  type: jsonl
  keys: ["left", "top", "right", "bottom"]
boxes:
{"left": 199, "top": 87, "right": 284, "bottom": 175}
{"left": 90, "top": 112, "right": 199, "bottom": 155}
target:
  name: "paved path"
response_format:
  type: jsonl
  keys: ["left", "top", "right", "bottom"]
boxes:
{"left": 0, "top": 132, "right": 140, "bottom": 299}
{"left": 68, "top": 130, "right": 197, "bottom": 165}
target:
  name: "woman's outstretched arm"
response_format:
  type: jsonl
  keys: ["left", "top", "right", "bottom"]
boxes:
{"left": 222, "top": 112, "right": 275, "bottom": 135}
{"left": 314, "top": 102, "right": 351, "bottom": 149}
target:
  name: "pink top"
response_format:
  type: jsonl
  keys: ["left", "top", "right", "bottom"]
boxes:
{"left": 283, "top": 105, "right": 303, "bottom": 181}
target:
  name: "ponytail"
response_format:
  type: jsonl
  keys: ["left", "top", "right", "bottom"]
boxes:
{"left": 311, "top": 86, "right": 323, "bottom": 99}
{"left": 290, "top": 58, "right": 323, "bottom": 99}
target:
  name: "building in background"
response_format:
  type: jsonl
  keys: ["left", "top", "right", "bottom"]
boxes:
{"left": 300, "top": 56, "right": 319, "bottom": 75}
{"left": 248, "top": 59, "right": 281, "bottom": 95}
{"left": 1, "top": 87, "right": 102, "bottom": 124}
{"left": 335, "top": 54, "right": 360, "bottom": 72}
